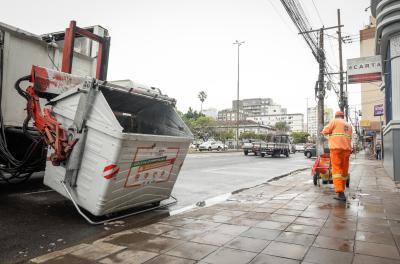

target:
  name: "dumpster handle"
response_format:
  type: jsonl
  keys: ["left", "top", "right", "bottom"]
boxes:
{"left": 61, "top": 181, "right": 178, "bottom": 225}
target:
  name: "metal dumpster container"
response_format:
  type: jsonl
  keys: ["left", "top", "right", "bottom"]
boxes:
{"left": 43, "top": 75, "right": 193, "bottom": 216}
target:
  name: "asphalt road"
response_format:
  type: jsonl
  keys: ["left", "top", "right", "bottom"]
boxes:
{"left": 172, "top": 151, "right": 314, "bottom": 208}
{"left": 0, "top": 151, "right": 314, "bottom": 263}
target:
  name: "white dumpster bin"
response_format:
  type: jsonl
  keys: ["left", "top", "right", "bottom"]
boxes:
{"left": 43, "top": 80, "right": 193, "bottom": 216}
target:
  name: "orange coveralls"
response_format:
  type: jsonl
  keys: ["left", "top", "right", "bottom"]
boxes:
{"left": 322, "top": 118, "right": 353, "bottom": 193}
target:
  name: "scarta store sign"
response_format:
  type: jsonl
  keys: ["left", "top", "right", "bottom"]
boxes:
{"left": 347, "top": 55, "right": 382, "bottom": 84}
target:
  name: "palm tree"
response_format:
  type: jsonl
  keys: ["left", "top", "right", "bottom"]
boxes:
{"left": 198, "top": 91, "right": 207, "bottom": 113}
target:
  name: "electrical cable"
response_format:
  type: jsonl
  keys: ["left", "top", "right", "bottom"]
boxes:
{"left": 0, "top": 76, "right": 46, "bottom": 184}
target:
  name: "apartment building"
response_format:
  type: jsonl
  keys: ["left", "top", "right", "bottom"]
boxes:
{"left": 307, "top": 107, "right": 333, "bottom": 137}
{"left": 212, "top": 120, "right": 274, "bottom": 135}
{"left": 247, "top": 113, "right": 304, "bottom": 132}
{"left": 202, "top": 108, "right": 218, "bottom": 119}
{"left": 232, "top": 98, "right": 287, "bottom": 116}
{"left": 217, "top": 108, "right": 249, "bottom": 121}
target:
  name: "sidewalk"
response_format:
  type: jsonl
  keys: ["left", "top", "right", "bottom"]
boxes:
{"left": 31, "top": 155, "right": 400, "bottom": 264}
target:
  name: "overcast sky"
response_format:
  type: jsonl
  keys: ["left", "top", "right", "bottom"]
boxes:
{"left": 2, "top": 0, "right": 370, "bottom": 116}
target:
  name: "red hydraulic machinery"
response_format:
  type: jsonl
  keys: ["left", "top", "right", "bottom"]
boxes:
{"left": 22, "top": 21, "right": 110, "bottom": 166}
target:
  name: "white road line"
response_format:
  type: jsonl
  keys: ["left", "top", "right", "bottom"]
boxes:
{"left": 22, "top": 190, "right": 55, "bottom": 195}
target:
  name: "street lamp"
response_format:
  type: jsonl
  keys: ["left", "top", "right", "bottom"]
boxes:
{"left": 233, "top": 40, "right": 245, "bottom": 149}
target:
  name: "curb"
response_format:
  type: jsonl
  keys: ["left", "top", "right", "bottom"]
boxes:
{"left": 184, "top": 166, "right": 310, "bottom": 210}
{"left": 231, "top": 167, "right": 309, "bottom": 195}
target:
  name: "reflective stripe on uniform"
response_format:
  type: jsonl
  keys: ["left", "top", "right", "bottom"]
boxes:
{"left": 329, "top": 133, "right": 351, "bottom": 139}
{"left": 332, "top": 174, "right": 348, "bottom": 180}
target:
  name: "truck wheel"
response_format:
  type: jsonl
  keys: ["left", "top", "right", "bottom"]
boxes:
{"left": 313, "top": 173, "right": 318, "bottom": 186}
{"left": 261, "top": 153, "right": 265, "bottom": 158}
{"left": 208, "top": 147, "right": 212, "bottom": 151}
{"left": 244, "top": 150, "right": 248, "bottom": 155}
{"left": 217, "top": 146, "right": 221, "bottom": 151}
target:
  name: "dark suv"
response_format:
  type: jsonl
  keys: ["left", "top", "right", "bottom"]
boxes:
{"left": 304, "top": 144, "right": 316, "bottom": 158}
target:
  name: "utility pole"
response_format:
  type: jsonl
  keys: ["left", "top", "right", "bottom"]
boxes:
{"left": 299, "top": 25, "right": 343, "bottom": 155}
{"left": 233, "top": 40, "right": 245, "bottom": 149}
{"left": 337, "top": 9, "right": 345, "bottom": 113}
{"left": 317, "top": 28, "right": 325, "bottom": 155}
{"left": 344, "top": 71, "right": 349, "bottom": 121}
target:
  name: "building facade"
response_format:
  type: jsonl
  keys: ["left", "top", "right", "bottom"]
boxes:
{"left": 212, "top": 120, "right": 274, "bottom": 136}
{"left": 307, "top": 107, "right": 333, "bottom": 137}
{"left": 219, "top": 98, "right": 302, "bottom": 133}
{"left": 247, "top": 113, "right": 304, "bottom": 132}
{"left": 202, "top": 108, "right": 218, "bottom": 119}
{"left": 359, "top": 17, "right": 386, "bottom": 147}
{"left": 232, "top": 98, "right": 287, "bottom": 116}
{"left": 217, "top": 108, "right": 248, "bottom": 121}
{"left": 371, "top": 0, "right": 400, "bottom": 180}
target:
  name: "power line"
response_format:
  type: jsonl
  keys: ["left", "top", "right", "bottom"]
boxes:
{"left": 268, "top": 0, "right": 296, "bottom": 34}
{"left": 311, "top": 0, "right": 324, "bottom": 25}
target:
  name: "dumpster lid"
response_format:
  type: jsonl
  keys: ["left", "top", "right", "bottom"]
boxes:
{"left": 98, "top": 81, "right": 176, "bottom": 115}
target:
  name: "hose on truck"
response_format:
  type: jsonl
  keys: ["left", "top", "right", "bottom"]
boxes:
{"left": 0, "top": 76, "right": 46, "bottom": 184}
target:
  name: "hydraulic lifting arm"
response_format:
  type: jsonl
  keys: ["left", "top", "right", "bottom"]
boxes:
{"left": 22, "top": 21, "right": 110, "bottom": 166}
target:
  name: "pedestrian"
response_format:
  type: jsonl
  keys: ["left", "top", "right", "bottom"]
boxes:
{"left": 375, "top": 142, "right": 382, "bottom": 160}
{"left": 321, "top": 111, "right": 352, "bottom": 201}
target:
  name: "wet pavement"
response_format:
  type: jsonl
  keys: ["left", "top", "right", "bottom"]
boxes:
{"left": 172, "top": 152, "right": 313, "bottom": 209}
{"left": 0, "top": 152, "right": 312, "bottom": 264}
{"left": 28, "top": 154, "right": 400, "bottom": 264}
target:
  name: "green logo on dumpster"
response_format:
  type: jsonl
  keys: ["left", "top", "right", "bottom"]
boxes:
{"left": 131, "top": 156, "right": 167, "bottom": 168}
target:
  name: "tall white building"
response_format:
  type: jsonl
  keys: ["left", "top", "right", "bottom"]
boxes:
{"left": 307, "top": 107, "right": 333, "bottom": 136}
{"left": 248, "top": 113, "right": 304, "bottom": 132}
{"left": 232, "top": 98, "right": 287, "bottom": 116}
{"left": 217, "top": 108, "right": 249, "bottom": 121}
{"left": 202, "top": 108, "right": 218, "bottom": 119}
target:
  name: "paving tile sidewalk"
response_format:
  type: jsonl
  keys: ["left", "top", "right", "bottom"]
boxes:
{"left": 31, "top": 156, "right": 400, "bottom": 264}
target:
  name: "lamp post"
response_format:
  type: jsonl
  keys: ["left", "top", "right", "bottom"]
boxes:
{"left": 233, "top": 40, "right": 245, "bottom": 149}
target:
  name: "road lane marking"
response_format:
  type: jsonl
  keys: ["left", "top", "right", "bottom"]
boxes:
{"left": 22, "top": 190, "right": 55, "bottom": 195}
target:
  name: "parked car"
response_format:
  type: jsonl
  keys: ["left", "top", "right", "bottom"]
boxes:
{"left": 304, "top": 144, "right": 316, "bottom": 158}
{"left": 189, "top": 143, "right": 197, "bottom": 150}
{"left": 295, "top": 144, "right": 305, "bottom": 152}
{"left": 199, "top": 141, "right": 227, "bottom": 151}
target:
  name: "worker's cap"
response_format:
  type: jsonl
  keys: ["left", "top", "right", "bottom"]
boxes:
{"left": 335, "top": 111, "right": 345, "bottom": 117}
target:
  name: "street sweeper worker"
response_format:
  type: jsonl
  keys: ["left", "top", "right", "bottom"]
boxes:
{"left": 321, "top": 111, "right": 352, "bottom": 201}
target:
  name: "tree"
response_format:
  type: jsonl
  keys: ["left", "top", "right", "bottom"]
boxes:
{"left": 192, "top": 116, "right": 215, "bottom": 140}
{"left": 215, "top": 129, "right": 235, "bottom": 144}
{"left": 274, "top": 121, "right": 290, "bottom": 133}
{"left": 239, "top": 131, "right": 258, "bottom": 140}
{"left": 291, "top": 132, "right": 310, "bottom": 144}
{"left": 181, "top": 108, "right": 215, "bottom": 140}
{"left": 198, "top": 91, "right": 207, "bottom": 113}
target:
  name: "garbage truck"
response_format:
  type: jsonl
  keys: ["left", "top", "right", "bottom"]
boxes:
{"left": 0, "top": 21, "right": 192, "bottom": 222}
